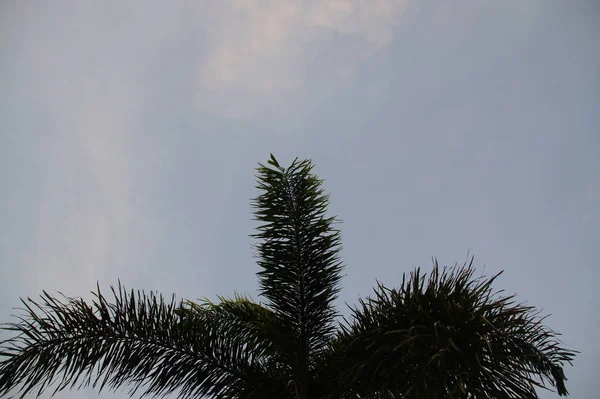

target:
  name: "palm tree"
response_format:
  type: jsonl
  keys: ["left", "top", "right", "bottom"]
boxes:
{"left": 0, "top": 155, "right": 576, "bottom": 399}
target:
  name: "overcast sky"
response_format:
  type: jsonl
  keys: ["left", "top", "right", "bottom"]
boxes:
{"left": 1, "top": 1, "right": 598, "bottom": 398}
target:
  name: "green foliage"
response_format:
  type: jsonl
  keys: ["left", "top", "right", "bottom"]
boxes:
{"left": 333, "top": 260, "right": 576, "bottom": 398}
{"left": 0, "top": 155, "right": 576, "bottom": 399}
{"left": 0, "top": 284, "right": 283, "bottom": 398}
{"left": 252, "top": 155, "right": 343, "bottom": 389}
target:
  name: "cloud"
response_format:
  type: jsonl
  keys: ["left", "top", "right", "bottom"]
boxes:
{"left": 194, "top": 0, "right": 409, "bottom": 119}
{"left": 10, "top": 1, "right": 410, "bottom": 124}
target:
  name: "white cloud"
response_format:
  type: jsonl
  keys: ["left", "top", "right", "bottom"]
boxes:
{"left": 194, "top": 0, "right": 409, "bottom": 119}
{"left": 14, "top": 1, "right": 410, "bottom": 123}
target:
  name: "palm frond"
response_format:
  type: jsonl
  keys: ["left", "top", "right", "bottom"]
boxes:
{"left": 251, "top": 155, "right": 343, "bottom": 380}
{"left": 333, "top": 258, "right": 577, "bottom": 399}
{"left": 177, "top": 294, "right": 276, "bottom": 356}
{"left": 177, "top": 293, "right": 295, "bottom": 397}
{"left": 0, "top": 284, "right": 284, "bottom": 399}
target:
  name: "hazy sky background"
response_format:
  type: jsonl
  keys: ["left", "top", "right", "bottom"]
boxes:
{"left": 1, "top": 1, "right": 598, "bottom": 398}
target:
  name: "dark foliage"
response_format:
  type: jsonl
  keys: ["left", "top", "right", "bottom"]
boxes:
{"left": 332, "top": 260, "right": 576, "bottom": 398}
{"left": 0, "top": 155, "right": 576, "bottom": 399}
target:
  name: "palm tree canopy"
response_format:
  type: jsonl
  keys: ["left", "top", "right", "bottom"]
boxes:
{"left": 0, "top": 155, "right": 576, "bottom": 399}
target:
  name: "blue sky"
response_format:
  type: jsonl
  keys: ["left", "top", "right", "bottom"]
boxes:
{"left": 1, "top": 1, "right": 598, "bottom": 398}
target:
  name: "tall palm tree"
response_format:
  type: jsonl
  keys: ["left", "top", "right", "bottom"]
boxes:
{"left": 0, "top": 155, "right": 576, "bottom": 399}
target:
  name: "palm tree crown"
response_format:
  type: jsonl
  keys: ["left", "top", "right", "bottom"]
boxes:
{"left": 0, "top": 155, "right": 576, "bottom": 399}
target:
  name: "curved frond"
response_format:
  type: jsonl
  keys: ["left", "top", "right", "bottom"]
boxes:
{"left": 332, "top": 259, "right": 577, "bottom": 399}
{"left": 178, "top": 293, "right": 295, "bottom": 397}
{"left": 0, "top": 284, "right": 285, "bottom": 399}
{"left": 177, "top": 294, "right": 277, "bottom": 356}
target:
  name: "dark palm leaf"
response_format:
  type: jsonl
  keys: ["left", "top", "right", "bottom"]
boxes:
{"left": 0, "top": 283, "right": 285, "bottom": 399}
{"left": 332, "top": 259, "right": 577, "bottom": 399}
{"left": 251, "top": 154, "right": 343, "bottom": 397}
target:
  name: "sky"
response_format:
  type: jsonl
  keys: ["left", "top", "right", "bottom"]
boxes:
{"left": 0, "top": 1, "right": 598, "bottom": 398}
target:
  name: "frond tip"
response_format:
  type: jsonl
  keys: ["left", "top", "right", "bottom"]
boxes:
{"left": 252, "top": 156, "right": 343, "bottom": 359}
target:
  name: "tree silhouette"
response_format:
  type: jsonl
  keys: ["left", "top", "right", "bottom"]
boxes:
{"left": 0, "top": 155, "right": 576, "bottom": 398}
